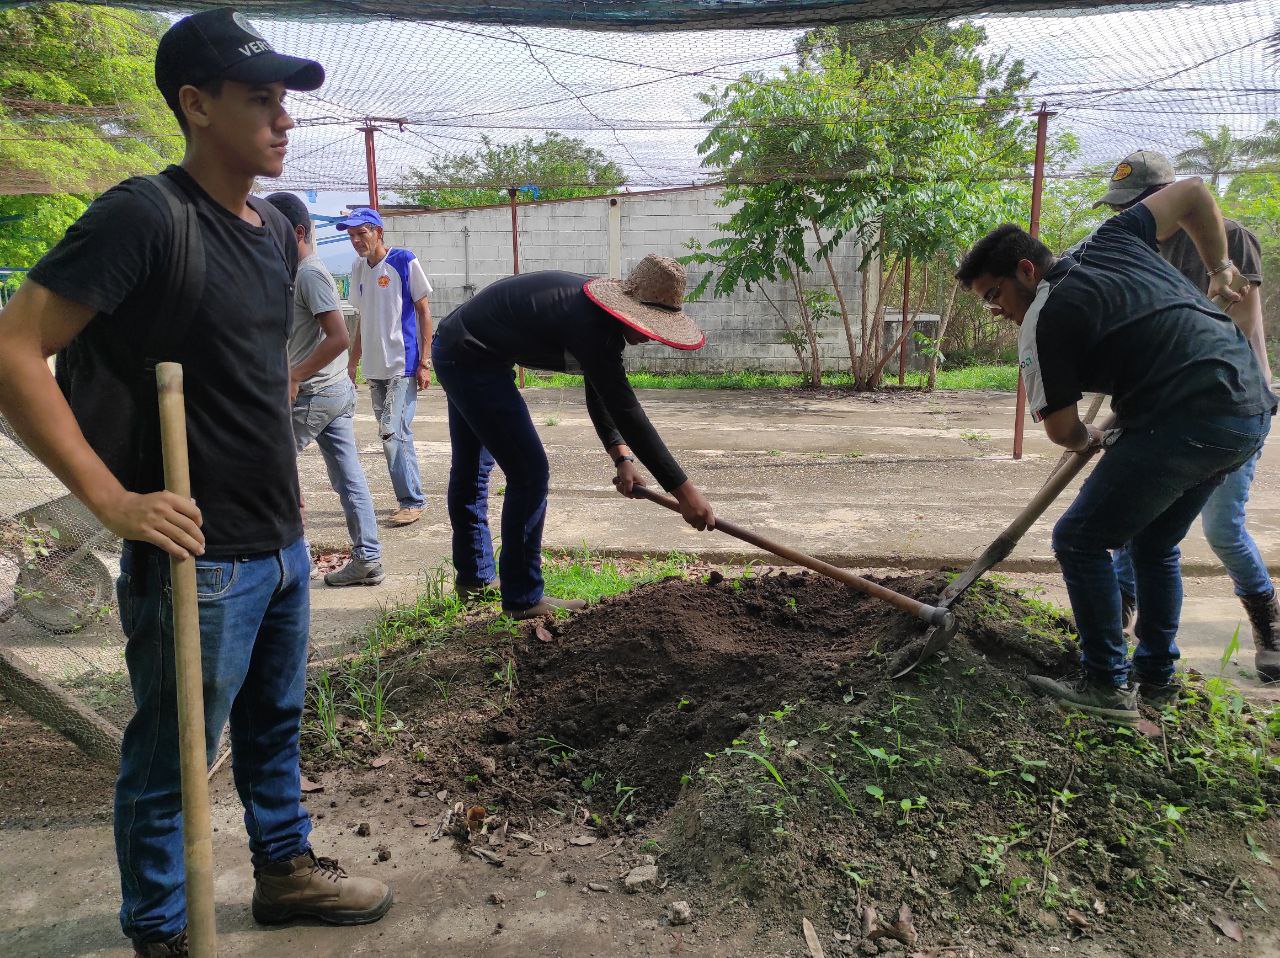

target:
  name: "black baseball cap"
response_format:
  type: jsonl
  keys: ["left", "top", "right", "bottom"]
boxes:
{"left": 265, "top": 192, "right": 311, "bottom": 232}
{"left": 155, "top": 8, "right": 324, "bottom": 110}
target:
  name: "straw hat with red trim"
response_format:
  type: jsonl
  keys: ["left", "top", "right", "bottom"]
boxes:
{"left": 583, "top": 254, "right": 705, "bottom": 350}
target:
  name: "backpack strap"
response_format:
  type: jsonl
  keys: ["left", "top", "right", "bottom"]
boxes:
{"left": 139, "top": 173, "right": 206, "bottom": 365}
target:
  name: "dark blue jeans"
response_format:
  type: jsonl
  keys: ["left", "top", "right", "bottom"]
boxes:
{"left": 1112, "top": 448, "right": 1271, "bottom": 599}
{"left": 432, "top": 339, "right": 547, "bottom": 610}
{"left": 115, "top": 537, "right": 313, "bottom": 943}
{"left": 1052, "top": 412, "right": 1270, "bottom": 687}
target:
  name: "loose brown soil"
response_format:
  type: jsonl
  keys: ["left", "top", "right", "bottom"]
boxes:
{"left": 0, "top": 694, "right": 115, "bottom": 828}
{"left": 303, "top": 569, "right": 1280, "bottom": 957}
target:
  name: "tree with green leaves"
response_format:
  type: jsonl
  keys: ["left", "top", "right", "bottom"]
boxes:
{"left": 1173, "top": 124, "right": 1280, "bottom": 191}
{"left": 688, "top": 29, "right": 1031, "bottom": 389}
{"left": 0, "top": 3, "right": 179, "bottom": 267}
{"left": 402, "top": 132, "right": 626, "bottom": 208}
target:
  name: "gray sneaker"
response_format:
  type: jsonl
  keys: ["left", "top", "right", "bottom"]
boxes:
{"left": 1026, "top": 669, "right": 1139, "bottom": 726}
{"left": 324, "top": 559, "right": 385, "bottom": 587}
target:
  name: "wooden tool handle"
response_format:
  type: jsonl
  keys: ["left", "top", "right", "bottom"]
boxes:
{"left": 156, "top": 362, "right": 217, "bottom": 958}
{"left": 629, "top": 484, "right": 952, "bottom": 628}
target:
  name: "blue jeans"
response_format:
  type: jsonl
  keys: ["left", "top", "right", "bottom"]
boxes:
{"left": 1053, "top": 412, "right": 1270, "bottom": 686}
{"left": 1113, "top": 449, "right": 1270, "bottom": 599}
{"left": 367, "top": 376, "right": 425, "bottom": 510}
{"left": 114, "top": 538, "right": 313, "bottom": 944}
{"left": 432, "top": 340, "right": 546, "bottom": 610}
{"left": 293, "top": 380, "right": 382, "bottom": 562}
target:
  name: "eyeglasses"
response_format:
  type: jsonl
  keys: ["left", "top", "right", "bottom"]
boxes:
{"left": 981, "top": 281, "right": 1003, "bottom": 312}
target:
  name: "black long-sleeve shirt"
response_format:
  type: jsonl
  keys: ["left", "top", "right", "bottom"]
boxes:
{"left": 434, "top": 270, "right": 687, "bottom": 490}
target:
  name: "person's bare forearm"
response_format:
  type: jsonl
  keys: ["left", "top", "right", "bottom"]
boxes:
{"left": 1142, "top": 178, "right": 1228, "bottom": 269}
{"left": 416, "top": 299, "right": 432, "bottom": 365}
{"left": 1227, "top": 287, "right": 1272, "bottom": 385}
{"left": 291, "top": 311, "right": 349, "bottom": 384}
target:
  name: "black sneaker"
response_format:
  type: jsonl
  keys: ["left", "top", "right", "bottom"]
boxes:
{"left": 1026, "top": 669, "right": 1139, "bottom": 726}
{"left": 1136, "top": 676, "right": 1182, "bottom": 710}
{"left": 456, "top": 578, "right": 500, "bottom": 603}
{"left": 133, "top": 929, "right": 188, "bottom": 957}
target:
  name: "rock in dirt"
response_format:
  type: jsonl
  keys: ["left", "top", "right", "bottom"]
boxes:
{"left": 489, "top": 892, "right": 506, "bottom": 905}
{"left": 587, "top": 882, "right": 610, "bottom": 893}
{"left": 376, "top": 845, "right": 391, "bottom": 862}
{"left": 355, "top": 822, "right": 371, "bottom": 837}
{"left": 476, "top": 756, "right": 497, "bottom": 778}
{"left": 624, "top": 864, "right": 659, "bottom": 893}
{"left": 669, "top": 900, "right": 693, "bottom": 926}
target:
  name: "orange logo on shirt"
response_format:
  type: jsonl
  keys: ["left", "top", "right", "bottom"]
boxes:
{"left": 377, "top": 275, "right": 390, "bottom": 288}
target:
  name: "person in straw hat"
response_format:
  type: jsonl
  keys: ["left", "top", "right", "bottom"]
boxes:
{"left": 431, "top": 253, "right": 716, "bottom": 619}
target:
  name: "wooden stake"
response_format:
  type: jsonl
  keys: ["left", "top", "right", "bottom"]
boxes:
{"left": 156, "top": 362, "right": 217, "bottom": 958}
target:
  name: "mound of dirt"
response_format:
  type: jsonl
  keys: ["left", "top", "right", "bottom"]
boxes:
{"left": 307, "top": 569, "right": 1280, "bottom": 957}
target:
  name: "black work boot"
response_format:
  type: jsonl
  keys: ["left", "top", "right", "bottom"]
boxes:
{"left": 1241, "top": 588, "right": 1280, "bottom": 683}
{"left": 133, "top": 929, "right": 188, "bottom": 957}
{"left": 1026, "top": 669, "right": 1139, "bottom": 726}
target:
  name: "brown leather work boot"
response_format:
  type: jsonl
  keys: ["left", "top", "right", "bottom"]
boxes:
{"left": 133, "top": 928, "right": 187, "bottom": 956}
{"left": 1242, "top": 588, "right": 1280, "bottom": 683}
{"left": 252, "top": 851, "right": 393, "bottom": 926}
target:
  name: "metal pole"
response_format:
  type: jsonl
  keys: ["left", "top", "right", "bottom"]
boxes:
{"left": 362, "top": 124, "right": 379, "bottom": 212}
{"left": 510, "top": 187, "right": 524, "bottom": 388}
{"left": 897, "top": 255, "right": 911, "bottom": 386}
{"left": 1013, "top": 103, "right": 1054, "bottom": 461}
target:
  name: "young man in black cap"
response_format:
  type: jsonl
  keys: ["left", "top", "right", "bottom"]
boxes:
{"left": 1095, "top": 150, "right": 1279, "bottom": 685}
{"left": 955, "top": 178, "right": 1271, "bottom": 725}
{"left": 432, "top": 254, "right": 716, "bottom": 619}
{"left": 0, "top": 9, "right": 390, "bottom": 955}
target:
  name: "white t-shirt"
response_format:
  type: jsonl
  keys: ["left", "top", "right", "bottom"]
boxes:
{"left": 350, "top": 247, "right": 433, "bottom": 380}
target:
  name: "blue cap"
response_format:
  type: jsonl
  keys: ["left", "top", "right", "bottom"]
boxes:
{"left": 335, "top": 207, "right": 383, "bottom": 231}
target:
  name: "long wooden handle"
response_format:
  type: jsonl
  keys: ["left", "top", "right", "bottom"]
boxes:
{"left": 629, "top": 484, "right": 952, "bottom": 627}
{"left": 156, "top": 362, "right": 217, "bottom": 958}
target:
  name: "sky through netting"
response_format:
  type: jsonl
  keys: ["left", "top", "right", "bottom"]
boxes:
{"left": 4, "top": 1, "right": 1279, "bottom": 197}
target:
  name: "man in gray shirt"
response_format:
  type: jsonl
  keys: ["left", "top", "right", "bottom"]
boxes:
{"left": 267, "top": 193, "right": 383, "bottom": 586}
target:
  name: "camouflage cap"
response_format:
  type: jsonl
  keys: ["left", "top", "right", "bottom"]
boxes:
{"left": 1093, "top": 150, "right": 1175, "bottom": 208}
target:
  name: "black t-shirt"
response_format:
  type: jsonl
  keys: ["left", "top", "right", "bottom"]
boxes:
{"left": 30, "top": 166, "right": 303, "bottom": 556}
{"left": 434, "top": 270, "right": 687, "bottom": 491}
{"left": 1020, "top": 204, "right": 1272, "bottom": 427}
{"left": 1161, "top": 217, "right": 1264, "bottom": 292}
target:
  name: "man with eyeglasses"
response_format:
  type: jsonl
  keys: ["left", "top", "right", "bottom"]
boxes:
{"left": 955, "top": 177, "right": 1272, "bottom": 725}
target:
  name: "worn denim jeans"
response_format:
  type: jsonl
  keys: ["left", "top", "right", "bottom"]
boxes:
{"left": 114, "top": 537, "right": 313, "bottom": 944}
{"left": 1113, "top": 448, "right": 1271, "bottom": 600}
{"left": 1053, "top": 412, "right": 1270, "bottom": 687}
{"left": 432, "top": 339, "right": 547, "bottom": 610}
{"left": 367, "top": 375, "right": 425, "bottom": 510}
{"left": 293, "top": 380, "right": 382, "bottom": 562}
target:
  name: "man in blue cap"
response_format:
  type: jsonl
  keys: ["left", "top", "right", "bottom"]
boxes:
{"left": 0, "top": 9, "right": 391, "bottom": 955}
{"left": 337, "top": 207, "right": 433, "bottom": 527}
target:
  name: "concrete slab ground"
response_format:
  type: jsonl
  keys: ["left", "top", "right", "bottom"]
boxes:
{"left": 3, "top": 383, "right": 1279, "bottom": 956}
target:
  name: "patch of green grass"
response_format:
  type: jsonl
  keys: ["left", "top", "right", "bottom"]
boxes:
{"left": 542, "top": 547, "right": 692, "bottom": 603}
{"left": 522, "top": 365, "right": 1018, "bottom": 392}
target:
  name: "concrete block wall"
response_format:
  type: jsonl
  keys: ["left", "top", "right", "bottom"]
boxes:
{"left": 380, "top": 186, "right": 867, "bottom": 374}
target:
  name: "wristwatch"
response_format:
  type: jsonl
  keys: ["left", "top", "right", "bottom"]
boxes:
{"left": 613, "top": 454, "right": 636, "bottom": 467}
